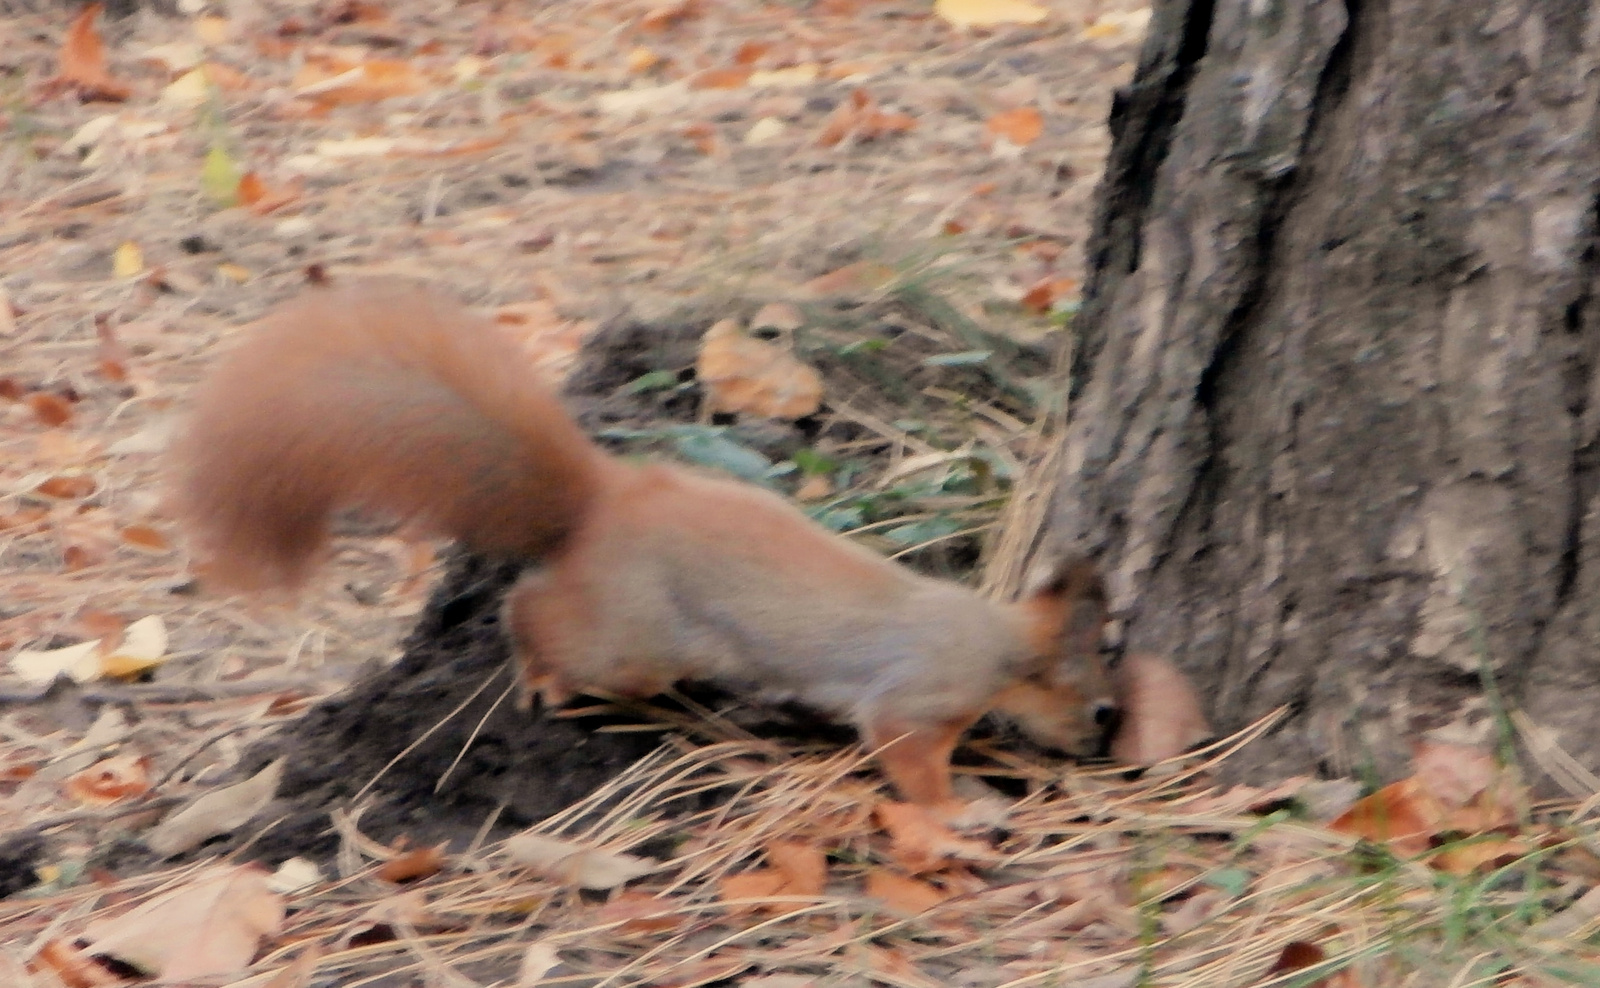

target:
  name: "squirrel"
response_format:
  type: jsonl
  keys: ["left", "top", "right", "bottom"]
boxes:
{"left": 170, "top": 279, "right": 1117, "bottom": 810}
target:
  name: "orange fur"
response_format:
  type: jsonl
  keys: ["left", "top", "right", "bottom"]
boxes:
{"left": 171, "top": 280, "right": 1116, "bottom": 806}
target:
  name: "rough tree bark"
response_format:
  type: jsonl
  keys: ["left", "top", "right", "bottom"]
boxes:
{"left": 1051, "top": 0, "right": 1600, "bottom": 785}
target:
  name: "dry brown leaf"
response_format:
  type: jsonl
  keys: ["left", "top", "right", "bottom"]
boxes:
{"left": 146, "top": 759, "right": 284, "bottom": 857}
{"left": 817, "top": 89, "right": 916, "bottom": 147}
{"left": 593, "top": 891, "right": 685, "bottom": 933}
{"left": 1108, "top": 652, "right": 1213, "bottom": 765}
{"left": 874, "top": 801, "right": 997, "bottom": 873}
{"left": 377, "top": 842, "right": 448, "bottom": 883}
{"left": 1431, "top": 835, "right": 1534, "bottom": 875}
{"left": 339, "top": 888, "right": 433, "bottom": 948}
{"left": 293, "top": 56, "right": 427, "bottom": 104}
{"left": 83, "top": 864, "right": 284, "bottom": 980}
{"left": 689, "top": 67, "right": 751, "bottom": 90}
{"left": 799, "top": 260, "right": 898, "bottom": 297}
{"left": 1328, "top": 777, "right": 1438, "bottom": 858}
{"left": 765, "top": 840, "right": 827, "bottom": 895}
{"left": 64, "top": 754, "right": 151, "bottom": 805}
{"left": 35, "top": 474, "right": 97, "bottom": 500}
{"left": 986, "top": 106, "right": 1043, "bottom": 147}
{"left": 696, "top": 319, "right": 823, "bottom": 419}
{"left": 865, "top": 870, "right": 948, "bottom": 915}
{"left": 1020, "top": 276, "right": 1078, "bottom": 313}
{"left": 118, "top": 524, "right": 171, "bottom": 552}
{"left": 1412, "top": 740, "right": 1496, "bottom": 806}
{"left": 51, "top": 4, "right": 131, "bottom": 102}
{"left": 503, "top": 831, "right": 657, "bottom": 889}
{"left": 28, "top": 939, "right": 121, "bottom": 988}
{"left": 27, "top": 392, "right": 74, "bottom": 427}
{"left": 639, "top": 0, "right": 699, "bottom": 31}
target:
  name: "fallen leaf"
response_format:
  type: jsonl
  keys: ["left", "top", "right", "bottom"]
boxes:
{"left": 83, "top": 864, "right": 284, "bottom": 980}
{"left": 160, "top": 67, "right": 212, "bottom": 109}
{"left": 146, "top": 759, "right": 285, "bottom": 857}
{"left": 1108, "top": 652, "right": 1213, "bottom": 765}
{"left": 27, "top": 392, "right": 74, "bottom": 427}
{"left": 696, "top": 318, "right": 823, "bottom": 419}
{"left": 100, "top": 615, "right": 168, "bottom": 678}
{"left": 268, "top": 857, "right": 322, "bottom": 895}
{"left": 52, "top": 4, "right": 131, "bottom": 101}
{"left": 1020, "top": 276, "right": 1079, "bottom": 313}
{"left": 202, "top": 144, "right": 242, "bottom": 206}
{"left": 518, "top": 940, "right": 561, "bottom": 986}
{"left": 796, "top": 474, "right": 833, "bottom": 501}
{"left": 934, "top": 0, "right": 1048, "bottom": 29}
{"left": 95, "top": 317, "right": 129, "bottom": 381}
{"left": 986, "top": 106, "right": 1043, "bottom": 147}
{"left": 688, "top": 67, "right": 751, "bottom": 90}
{"left": 64, "top": 754, "right": 152, "bottom": 806}
{"left": 1328, "top": 777, "right": 1437, "bottom": 858}
{"left": 799, "top": 260, "right": 898, "bottom": 297}
{"left": 35, "top": 474, "right": 97, "bottom": 499}
{"left": 339, "top": 889, "right": 433, "bottom": 948}
{"left": 377, "top": 843, "right": 448, "bottom": 883}
{"left": 593, "top": 891, "right": 686, "bottom": 933}
{"left": 503, "top": 831, "right": 657, "bottom": 890}
{"left": 293, "top": 56, "right": 427, "bottom": 104}
{"left": 865, "top": 870, "right": 949, "bottom": 915}
{"left": 118, "top": 524, "right": 171, "bottom": 552}
{"left": 1082, "top": 8, "right": 1153, "bottom": 43}
{"left": 875, "top": 801, "right": 997, "bottom": 873}
{"left": 28, "top": 939, "right": 121, "bottom": 987}
{"left": 11, "top": 639, "right": 102, "bottom": 685}
{"left": 817, "top": 89, "right": 916, "bottom": 147}
{"left": 639, "top": 0, "right": 699, "bottom": 31}
{"left": 112, "top": 241, "right": 144, "bottom": 279}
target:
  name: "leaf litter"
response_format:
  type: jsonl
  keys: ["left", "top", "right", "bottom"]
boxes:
{"left": 3, "top": 0, "right": 1595, "bottom": 985}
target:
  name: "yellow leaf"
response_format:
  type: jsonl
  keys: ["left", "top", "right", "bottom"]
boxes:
{"left": 194, "top": 15, "right": 232, "bottom": 46}
{"left": 160, "top": 66, "right": 211, "bottom": 109}
{"left": 100, "top": 615, "right": 168, "bottom": 678}
{"left": 202, "top": 144, "right": 241, "bottom": 206}
{"left": 217, "top": 262, "right": 252, "bottom": 283}
{"left": 935, "top": 0, "right": 1048, "bottom": 29}
{"left": 112, "top": 241, "right": 144, "bottom": 278}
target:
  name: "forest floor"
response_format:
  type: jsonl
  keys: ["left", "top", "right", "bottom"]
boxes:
{"left": 2, "top": 2, "right": 1599, "bottom": 987}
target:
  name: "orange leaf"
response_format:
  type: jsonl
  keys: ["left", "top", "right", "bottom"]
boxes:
{"left": 0, "top": 506, "right": 50, "bottom": 531}
{"left": 593, "top": 891, "right": 685, "bottom": 933}
{"left": 689, "top": 67, "right": 751, "bottom": 90}
{"left": 27, "top": 392, "right": 74, "bottom": 427}
{"left": 0, "top": 377, "right": 23, "bottom": 400}
{"left": 376, "top": 844, "right": 447, "bottom": 883}
{"left": 54, "top": 4, "right": 131, "bottom": 102}
{"left": 29, "top": 939, "right": 121, "bottom": 988}
{"left": 64, "top": 755, "right": 152, "bottom": 806}
{"left": 1329, "top": 778, "right": 1438, "bottom": 857}
{"left": 765, "top": 840, "right": 827, "bottom": 896}
{"left": 35, "top": 474, "right": 97, "bottom": 500}
{"left": 1020, "top": 276, "right": 1079, "bottom": 314}
{"left": 118, "top": 524, "right": 170, "bottom": 552}
{"left": 696, "top": 319, "right": 823, "bottom": 419}
{"left": 62, "top": 543, "right": 103, "bottom": 571}
{"left": 800, "top": 260, "right": 897, "bottom": 297}
{"left": 864, "top": 870, "right": 948, "bottom": 915}
{"left": 293, "top": 56, "right": 425, "bottom": 104}
{"left": 639, "top": 0, "right": 699, "bottom": 31}
{"left": 986, "top": 106, "right": 1043, "bottom": 146}
{"left": 719, "top": 869, "right": 788, "bottom": 903}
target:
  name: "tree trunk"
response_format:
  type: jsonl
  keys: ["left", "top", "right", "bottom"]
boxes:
{"left": 1052, "top": 0, "right": 1600, "bottom": 786}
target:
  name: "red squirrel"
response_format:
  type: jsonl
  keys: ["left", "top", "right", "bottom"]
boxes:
{"left": 171, "top": 280, "right": 1116, "bottom": 809}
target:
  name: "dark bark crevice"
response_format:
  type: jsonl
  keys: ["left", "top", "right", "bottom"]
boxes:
{"left": 1073, "top": 0, "right": 1217, "bottom": 394}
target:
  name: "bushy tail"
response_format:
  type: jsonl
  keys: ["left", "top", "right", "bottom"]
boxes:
{"left": 170, "top": 280, "right": 609, "bottom": 591}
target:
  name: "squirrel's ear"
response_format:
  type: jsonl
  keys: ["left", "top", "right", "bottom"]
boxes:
{"left": 1017, "top": 556, "right": 1107, "bottom": 663}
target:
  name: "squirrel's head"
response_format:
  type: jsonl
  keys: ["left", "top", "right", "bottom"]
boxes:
{"left": 993, "top": 557, "right": 1118, "bottom": 757}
